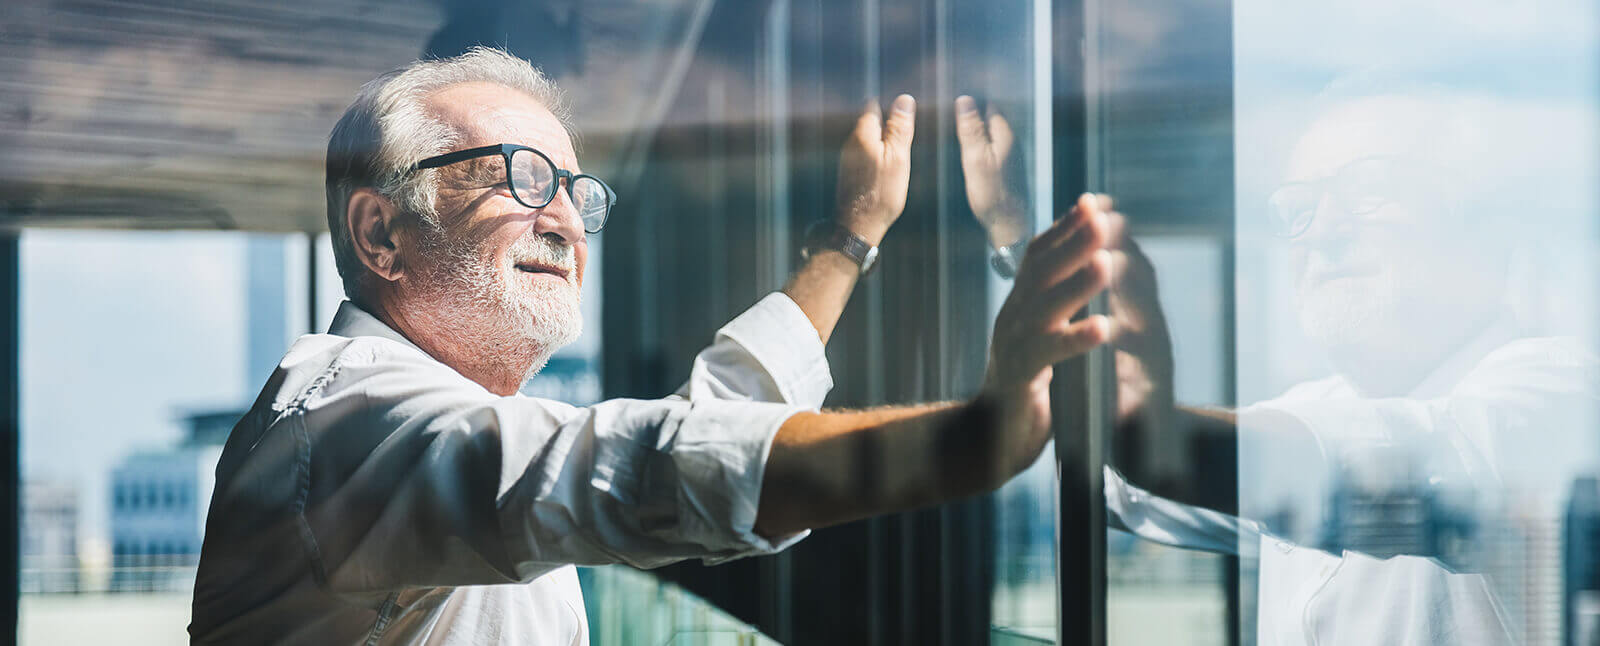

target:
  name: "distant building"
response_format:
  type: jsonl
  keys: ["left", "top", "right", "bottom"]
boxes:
{"left": 1319, "top": 456, "right": 1476, "bottom": 568}
{"left": 107, "top": 409, "right": 235, "bottom": 593}
{"left": 1516, "top": 507, "right": 1565, "bottom": 646}
{"left": 1566, "top": 476, "right": 1600, "bottom": 646}
{"left": 20, "top": 478, "right": 79, "bottom": 593}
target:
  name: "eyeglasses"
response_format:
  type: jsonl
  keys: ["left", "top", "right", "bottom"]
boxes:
{"left": 1266, "top": 155, "right": 1449, "bottom": 239}
{"left": 411, "top": 143, "right": 616, "bottom": 233}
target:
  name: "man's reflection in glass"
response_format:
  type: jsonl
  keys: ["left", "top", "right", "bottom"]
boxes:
{"left": 957, "top": 74, "right": 1600, "bottom": 645}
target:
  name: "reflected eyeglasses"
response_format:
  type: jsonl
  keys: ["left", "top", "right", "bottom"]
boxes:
{"left": 1266, "top": 155, "right": 1450, "bottom": 239}
{"left": 410, "top": 143, "right": 616, "bottom": 234}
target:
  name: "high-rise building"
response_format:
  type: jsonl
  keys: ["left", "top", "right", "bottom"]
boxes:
{"left": 1565, "top": 476, "right": 1600, "bottom": 646}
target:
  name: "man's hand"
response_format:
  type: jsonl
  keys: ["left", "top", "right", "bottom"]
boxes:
{"left": 782, "top": 94, "right": 916, "bottom": 344}
{"left": 955, "top": 95, "right": 1030, "bottom": 248}
{"left": 835, "top": 94, "right": 916, "bottom": 246}
{"left": 757, "top": 195, "right": 1113, "bottom": 537}
{"left": 980, "top": 193, "right": 1115, "bottom": 475}
{"left": 1102, "top": 201, "right": 1175, "bottom": 425}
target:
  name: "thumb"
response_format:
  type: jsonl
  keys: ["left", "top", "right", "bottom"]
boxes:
{"left": 883, "top": 94, "right": 916, "bottom": 151}
{"left": 955, "top": 95, "right": 987, "bottom": 153}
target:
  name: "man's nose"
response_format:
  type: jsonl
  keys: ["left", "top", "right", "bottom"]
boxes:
{"left": 532, "top": 181, "right": 586, "bottom": 245}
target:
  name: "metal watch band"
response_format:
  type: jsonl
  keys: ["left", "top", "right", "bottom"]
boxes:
{"left": 990, "top": 237, "right": 1028, "bottom": 279}
{"left": 802, "top": 221, "right": 880, "bottom": 275}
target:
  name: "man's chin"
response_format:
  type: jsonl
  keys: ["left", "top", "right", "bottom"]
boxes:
{"left": 1296, "top": 286, "right": 1394, "bottom": 355}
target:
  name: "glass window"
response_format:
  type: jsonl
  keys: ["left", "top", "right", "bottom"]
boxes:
{"left": 8, "top": 1, "right": 1597, "bottom": 644}
{"left": 1097, "top": 1, "right": 1600, "bottom": 645}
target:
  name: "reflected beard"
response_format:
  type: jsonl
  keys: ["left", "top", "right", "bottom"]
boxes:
{"left": 414, "top": 230, "right": 583, "bottom": 381}
{"left": 1297, "top": 277, "right": 1396, "bottom": 354}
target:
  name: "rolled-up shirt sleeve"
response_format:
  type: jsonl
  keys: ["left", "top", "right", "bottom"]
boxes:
{"left": 1107, "top": 337, "right": 1600, "bottom": 554}
{"left": 675, "top": 292, "right": 833, "bottom": 407}
{"left": 295, "top": 340, "right": 809, "bottom": 596}
{"left": 1242, "top": 337, "right": 1600, "bottom": 501}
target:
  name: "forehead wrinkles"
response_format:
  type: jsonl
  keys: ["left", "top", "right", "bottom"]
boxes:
{"left": 461, "top": 104, "right": 577, "bottom": 168}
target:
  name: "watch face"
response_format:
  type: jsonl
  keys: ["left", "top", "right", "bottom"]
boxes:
{"left": 991, "top": 247, "right": 1019, "bottom": 279}
{"left": 860, "top": 246, "right": 880, "bottom": 275}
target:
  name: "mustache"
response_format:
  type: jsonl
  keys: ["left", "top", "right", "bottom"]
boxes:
{"left": 508, "top": 234, "right": 575, "bottom": 271}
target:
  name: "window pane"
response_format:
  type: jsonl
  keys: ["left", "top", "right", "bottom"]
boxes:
{"left": 20, "top": 231, "right": 278, "bottom": 643}
{"left": 1105, "top": 1, "right": 1600, "bottom": 645}
{"left": 1234, "top": 2, "right": 1600, "bottom": 644}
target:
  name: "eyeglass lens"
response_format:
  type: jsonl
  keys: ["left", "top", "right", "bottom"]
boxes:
{"left": 510, "top": 148, "right": 610, "bottom": 232}
{"left": 1267, "top": 158, "right": 1413, "bottom": 238}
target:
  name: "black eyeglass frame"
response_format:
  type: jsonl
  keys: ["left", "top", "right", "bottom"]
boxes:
{"left": 410, "top": 143, "right": 616, "bottom": 233}
{"left": 1265, "top": 154, "right": 1459, "bottom": 240}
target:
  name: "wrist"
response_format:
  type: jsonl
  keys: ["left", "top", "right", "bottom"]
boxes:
{"left": 836, "top": 219, "right": 888, "bottom": 247}
{"left": 978, "top": 197, "right": 1030, "bottom": 249}
{"left": 803, "top": 247, "right": 864, "bottom": 277}
{"left": 984, "top": 217, "right": 1031, "bottom": 250}
{"left": 802, "top": 220, "right": 881, "bottom": 275}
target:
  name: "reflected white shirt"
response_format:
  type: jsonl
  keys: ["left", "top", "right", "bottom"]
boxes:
{"left": 1108, "top": 319, "right": 1600, "bottom": 646}
{"left": 189, "top": 294, "right": 831, "bottom": 645}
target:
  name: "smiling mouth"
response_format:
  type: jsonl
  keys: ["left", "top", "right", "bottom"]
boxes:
{"left": 515, "top": 263, "right": 570, "bottom": 279}
{"left": 1307, "top": 266, "right": 1381, "bottom": 286}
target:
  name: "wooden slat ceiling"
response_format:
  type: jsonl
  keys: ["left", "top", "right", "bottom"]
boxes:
{"left": 0, "top": 0, "right": 711, "bottom": 232}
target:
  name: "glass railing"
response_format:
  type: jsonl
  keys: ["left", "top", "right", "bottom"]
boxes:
{"left": 579, "top": 567, "right": 779, "bottom": 646}
{"left": 21, "top": 564, "right": 775, "bottom": 646}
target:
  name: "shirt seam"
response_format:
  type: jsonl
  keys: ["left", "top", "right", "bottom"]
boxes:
{"left": 286, "top": 358, "right": 345, "bottom": 588}
{"left": 1302, "top": 555, "right": 1344, "bottom": 646}
{"left": 363, "top": 592, "right": 402, "bottom": 646}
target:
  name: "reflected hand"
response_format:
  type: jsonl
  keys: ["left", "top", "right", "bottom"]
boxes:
{"left": 1102, "top": 199, "right": 1175, "bottom": 424}
{"left": 955, "top": 95, "right": 1029, "bottom": 248}
{"left": 836, "top": 94, "right": 917, "bottom": 245}
{"left": 981, "top": 194, "right": 1113, "bottom": 474}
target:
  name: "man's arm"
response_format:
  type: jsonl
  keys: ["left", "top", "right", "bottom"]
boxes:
{"left": 757, "top": 194, "right": 1115, "bottom": 536}
{"left": 954, "top": 95, "right": 1032, "bottom": 251}
{"left": 784, "top": 94, "right": 917, "bottom": 343}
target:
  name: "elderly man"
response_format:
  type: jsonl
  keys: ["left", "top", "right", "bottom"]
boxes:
{"left": 190, "top": 48, "right": 1113, "bottom": 644}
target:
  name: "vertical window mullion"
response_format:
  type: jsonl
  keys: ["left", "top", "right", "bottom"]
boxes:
{"left": 1052, "top": 0, "right": 1109, "bottom": 643}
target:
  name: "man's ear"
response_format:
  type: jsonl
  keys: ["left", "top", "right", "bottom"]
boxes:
{"left": 346, "top": 188, "right": 408, "bottom": 283}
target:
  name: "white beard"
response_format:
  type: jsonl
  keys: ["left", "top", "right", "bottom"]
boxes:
{"left": 413, "top": 226, "right": 583, "bottom": 382}
{"left": 1296, "top": 275, "right": 1397, "bottom": 354}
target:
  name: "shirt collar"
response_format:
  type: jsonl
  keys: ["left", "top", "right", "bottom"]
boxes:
{"left": 327, "top": 300, "right": 427, "bottom": 354}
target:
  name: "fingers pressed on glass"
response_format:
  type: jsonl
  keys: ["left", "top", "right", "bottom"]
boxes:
{"left": 1031, "top": 252, "right": 1112, "bottom": 325}
{"left": 883, "top": 94, "right": 916, "bottom": 145}
{"left": 1019, "top": 211, "right": 1106, "bottom": 287}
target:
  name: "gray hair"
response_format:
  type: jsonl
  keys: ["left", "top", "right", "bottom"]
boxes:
{"left": 324, "top": 47, "right": 574, "bottom": 300}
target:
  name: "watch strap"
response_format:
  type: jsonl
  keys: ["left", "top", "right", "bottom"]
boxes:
{"left": 803, "top": 221, "right": 880, "bottom": 275}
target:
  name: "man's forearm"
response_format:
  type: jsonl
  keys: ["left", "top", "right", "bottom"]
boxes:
{"left": 754, "top": 399, "right": 1010, "bottom": 537}
{"left": 781, "top": 250, "right": 864, "bottom": 345}
{"left": 1115, "top": 404, "right": 1325, "bottom": 514}
{"left": 1112, "top": 405, "right": 1238, "bottom": 511}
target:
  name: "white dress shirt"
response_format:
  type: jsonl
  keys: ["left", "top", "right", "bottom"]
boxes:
{"left": 189, "top": 293, "right": 830, "bottom": 645}
{"left": 1108, "top": 319, "right": 1600, "bottom": 645}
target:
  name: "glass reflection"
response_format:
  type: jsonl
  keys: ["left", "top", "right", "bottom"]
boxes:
{"left": 1107, "top": 1, "right": 1600, "bottom": 644}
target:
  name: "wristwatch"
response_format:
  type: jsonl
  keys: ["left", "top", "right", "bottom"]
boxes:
{"left": 990, "top": 237, "right": 1029, "bottom": 279}
{"left": 802, "top": 221, "right": 880, "bottom": 275}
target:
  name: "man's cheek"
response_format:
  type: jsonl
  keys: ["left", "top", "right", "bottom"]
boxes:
{"left": 574, "top": 244, "right": 588, "bottom": 288}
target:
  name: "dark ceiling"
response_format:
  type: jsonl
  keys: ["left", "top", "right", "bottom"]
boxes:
{"left": 0, "top": 0, "right": 717, "bottom": 232}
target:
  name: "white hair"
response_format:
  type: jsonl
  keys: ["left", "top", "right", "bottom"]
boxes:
{"left": 324, "top": 47, "right": 574, "bottom": 300}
